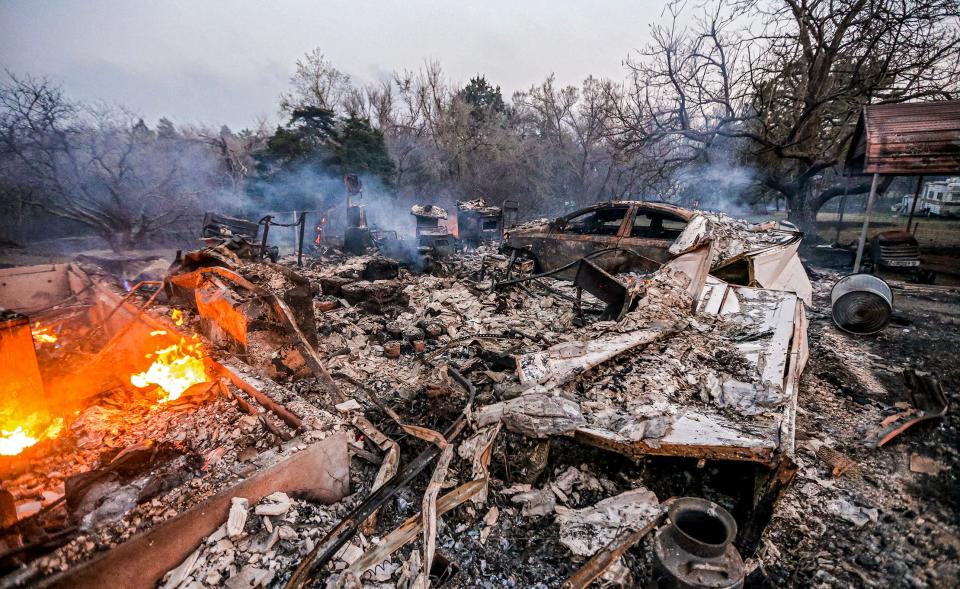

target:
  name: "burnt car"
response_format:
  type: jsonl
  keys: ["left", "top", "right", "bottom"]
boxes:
{"left": 502, "top": 201, "right": 696, "bottom": 278}
{"left": 867, "top": 229, "right": 935, "bottom": 282}
{"left": 869, "top": 230, "right": 920, "bottom": 270}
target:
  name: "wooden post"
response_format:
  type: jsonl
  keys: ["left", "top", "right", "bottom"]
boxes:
{"left": 906, "top": 176, "right": 924, "bottom": 233}
{"left": 853, "top": 173, "right": 881, "bottom": 273}
{"left": 834, "top": 196, "right": 847, "bottom": 244}
{"left": 834, "top": 176, "right": 850, "bottom": 245}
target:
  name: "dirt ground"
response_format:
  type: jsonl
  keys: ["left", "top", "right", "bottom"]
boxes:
{"left": 751, "top": 264, "right": 960, "bottom": 588}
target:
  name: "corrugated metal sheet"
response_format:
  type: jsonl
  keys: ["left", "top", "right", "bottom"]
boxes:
{"left": 845, "top": 100, "right": 960, "bottom": 175}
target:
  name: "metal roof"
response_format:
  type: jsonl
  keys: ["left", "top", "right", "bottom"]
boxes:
{"left": 845, "top": 100, "right": 960, "bottom": 175}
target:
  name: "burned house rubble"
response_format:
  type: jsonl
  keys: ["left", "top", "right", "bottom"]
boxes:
{"left": 0, "top": 204, "right": 956, "bottom": 589}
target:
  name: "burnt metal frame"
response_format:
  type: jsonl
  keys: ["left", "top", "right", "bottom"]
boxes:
{"left": 258, "top": 213, "right": 308, "bottom": 267}
{"left": 572, "top": 258, "right": 632, "bottom": 321}
{"left": 504, "top": 202, "right": 693, "bottom": 278}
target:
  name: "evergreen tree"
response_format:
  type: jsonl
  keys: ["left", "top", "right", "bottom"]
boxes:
{"left": 249, "top": 107, "right": 395, "bottom": 208}
{"left": 333, "top": 115, "right": 395, "bottom": 186}
{"left": 156, "top": 117, "right": 177, "bottom": 139}
{"left": 459, "top": 76, "right": 505, "bottom": 119}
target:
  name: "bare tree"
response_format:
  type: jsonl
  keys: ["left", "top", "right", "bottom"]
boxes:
{"left": 607, "top": 0, "right": 960, "bottom": 232}
{"left": 514, "top": 75, "right": 638, "bottom": 208}
{"left": 280, "top": 48, "right": 353, "bottom": 114}
{"left": 0, "top": 73, "right": 213, "bottom": 251}
{"left": 195, "top": 124, "right": 268, "bottom": 193}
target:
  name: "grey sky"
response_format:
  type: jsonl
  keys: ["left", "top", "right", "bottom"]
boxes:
{"left": 1, "top": 0, "right": 666, "bottom": 130}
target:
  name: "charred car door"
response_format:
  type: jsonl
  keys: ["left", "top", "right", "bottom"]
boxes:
{"left": 532, "top": 204, "right": 631, "bottom": 277}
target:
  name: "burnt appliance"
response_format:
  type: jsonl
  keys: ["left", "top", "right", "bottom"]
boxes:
{"left": 456, "top": 198, "right": 518, "bottom": 245}
{"left": 869, "top": 230, "right": 922, "bottom": 272}
{"left": 344, "top": 174, "right": 374, "bottom": 254}
{"left": 411, "top": 204, "right": 454, "bottom": 260}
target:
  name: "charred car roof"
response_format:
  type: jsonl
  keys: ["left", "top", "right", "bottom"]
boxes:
{"left": 564, "top": 201, "right": 697, "bottom": 220}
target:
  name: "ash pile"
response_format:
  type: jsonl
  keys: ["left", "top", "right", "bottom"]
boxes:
{"left": 3, "top": 198, "right": 878, "bottom": 589}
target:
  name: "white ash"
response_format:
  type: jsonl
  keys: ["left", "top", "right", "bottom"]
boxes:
{"left": 158, "top": 492, "right": 367, "bottom": 589}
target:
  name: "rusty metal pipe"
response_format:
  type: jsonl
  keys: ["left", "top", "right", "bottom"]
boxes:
{"left": 211, "top": 361, "right": 304, "bottom": 432}
{"left": 653, "top": 498, "right": 744, "bottom": 589}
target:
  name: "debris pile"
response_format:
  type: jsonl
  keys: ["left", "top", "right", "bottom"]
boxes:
{"left": 1, "top": 202, "right": 953, "bottom": 588}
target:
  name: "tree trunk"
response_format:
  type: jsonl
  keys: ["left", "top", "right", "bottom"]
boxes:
{"left": 786, "top": 194, "right": 820, "bottom": 241}
{"left": 103, "top": 227, "right": 141, "bottom": 253}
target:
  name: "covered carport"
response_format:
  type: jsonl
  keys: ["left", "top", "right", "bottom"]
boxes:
{"left": 844, "top": 100, "right": 960, "bottom": 272}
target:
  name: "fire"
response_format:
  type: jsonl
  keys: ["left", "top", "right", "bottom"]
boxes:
{"left": 0, "top": 427, "right": 37, "bottom": 456}
{"left": 130, "top": 336, "right": 207, "bottom": 403}
{"left": 31, "top": 321, "right": 58, "bottom": 345}
{"left": 171, "top": 309, "right": 184, "bottom": 326}
{"left": 0, "top": 415, "right": 64, "bottom": 456}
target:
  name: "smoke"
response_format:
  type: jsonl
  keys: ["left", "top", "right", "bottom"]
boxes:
{"left": 672, "top": 160, "right": 760, "bottom": 217}
{"left": 196, "top": 160, "right": 430, "bottom": 257}
{"left": 349, "top": 174, "right": 418, "bottom": 238}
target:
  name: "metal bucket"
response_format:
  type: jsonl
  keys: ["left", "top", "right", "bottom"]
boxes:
{"left": 831, "top": 274, "right": 893, "bottom": 335}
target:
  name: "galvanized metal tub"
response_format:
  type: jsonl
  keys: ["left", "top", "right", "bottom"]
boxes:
{"left": 831, "top": 274, "right": 893, "bottom": 335}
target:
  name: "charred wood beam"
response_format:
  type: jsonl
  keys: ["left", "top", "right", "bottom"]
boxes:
{"left": 561, "top": 500, "right": 673, "bottom": 589}
{"left": 283, "top": 367, "right": 476, "bottom": 589}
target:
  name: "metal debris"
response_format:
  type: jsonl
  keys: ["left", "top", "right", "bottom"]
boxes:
{"left": 868, "top": 369, "right": 949, "bottom": 447}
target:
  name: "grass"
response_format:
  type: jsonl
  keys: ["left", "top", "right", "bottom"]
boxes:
{"left": 743, "top": 209, "right": 960, "bottom": 247}
{"left": 814, "top": 210, "right": 960, "bottom": 248}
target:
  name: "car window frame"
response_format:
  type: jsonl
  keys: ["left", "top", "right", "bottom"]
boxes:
{"left": 627, "top": 205, "right": 689, "bottom": 241}
{"left": 559, "top": 204, "right": 632, "bottom": 237}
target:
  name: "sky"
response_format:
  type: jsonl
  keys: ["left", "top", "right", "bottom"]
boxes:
{"left": 0, "top": 0, "right": 669, "bottom": 130}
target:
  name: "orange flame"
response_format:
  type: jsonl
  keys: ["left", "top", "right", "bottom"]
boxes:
{"left": 171, "top": 309, "right": 184, "bottom": 326}
{"left": 0, "top": 415, "right": 64, "bottom": 456}
{"left": 31, "top": 321, "right": 58, "bottom": 345}
{"left": 130, "top": 336, "right": 207, "bottom": 403}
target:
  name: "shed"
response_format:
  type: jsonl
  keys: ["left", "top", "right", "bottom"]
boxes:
{"left": 843, "top": 100, "right": 960, "bottom": 272}
{"left": 845, "top": 100, "right": 960, "bottom": 175}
